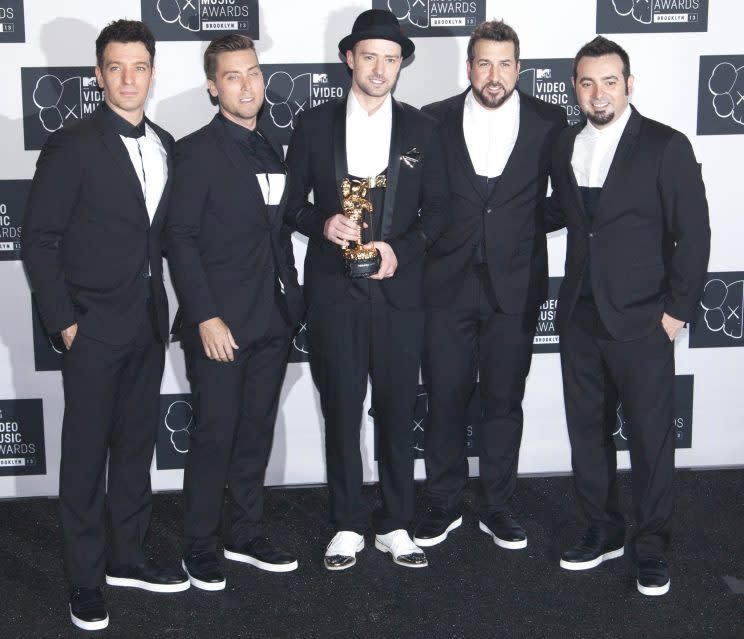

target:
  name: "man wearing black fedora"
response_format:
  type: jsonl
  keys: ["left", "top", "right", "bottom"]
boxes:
{"left": 284, "top": 9, "right": 449, "bottom": 570}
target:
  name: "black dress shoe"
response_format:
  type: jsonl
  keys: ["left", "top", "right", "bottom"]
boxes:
{"left": 106, "top": 559, "right": 190, "bottom": 593}
{"left": 69, "top": 587, "right": 108, "bottom": 631}
{"left": 182, "top": 551, "right": 226, "bottom": 591}
{"left": 637, "top": 558, "right": 670, "bottom": 596}
{"left": 479, "top": 511, "right": 527, "bottom": 549}
{"left": 224, "top": 536, "right": 298, "bottom": 572}
{"left": 413, "top": 507, "right": 463, "bottom": 547}
{"left": 559, "top": 527, "right": 625, "bottom": 571}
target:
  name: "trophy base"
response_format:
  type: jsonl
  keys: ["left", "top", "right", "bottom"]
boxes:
{"left": 344, "top": 253, "right": 381, "bottom": 278}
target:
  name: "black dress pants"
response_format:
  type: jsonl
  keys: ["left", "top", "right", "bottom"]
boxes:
{"left": 60, "top": 309, "right": 164, "bottom": 587}
{"left": 181, "top": 315, "right": 291, "bottom": 555}
{"left": 423, "top": 267, "right": 535, "bottom": 517}
{"left": 560, "top": 300, "right": 675, "bottom": 559}
{"left": 308, "top": 299, "right": 423, "bottom": 535}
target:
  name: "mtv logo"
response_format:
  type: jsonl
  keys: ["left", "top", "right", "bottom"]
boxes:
{"left": 536, "top": 68, "right": 552, "bottom": 79}
{"left": 312, "top": 73, "right": 328, "bottom": 84}
{"left": 82, "top": 76, "right": 98, "bottom": 87}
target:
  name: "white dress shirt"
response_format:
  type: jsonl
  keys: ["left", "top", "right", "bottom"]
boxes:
{"left": 345, "top": 90, "right": 392, "bottom": 179}
{"left": 463, "top": 89, "right": 520, "bottom": 178}
{"left": 119, "top": 123, "right": 168, "bottom": 224}
{"left": 571, "top": 104, "right": 632, "bottom": 188}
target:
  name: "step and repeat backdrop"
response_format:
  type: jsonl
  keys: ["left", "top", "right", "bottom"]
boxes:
{"left": 0, "top": 1, "right": 741, "bottom": 498}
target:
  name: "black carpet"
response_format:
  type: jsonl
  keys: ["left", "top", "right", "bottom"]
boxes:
{"left": 1, "top": 469, "right": 742, "bottom": 639}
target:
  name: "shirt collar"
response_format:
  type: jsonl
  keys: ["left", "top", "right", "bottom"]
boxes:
{"left": 465, "top": 88, "right": 520, "bottom": 121}
{"left": 347, "top": 89, "right": 392, "bottom": 122}
{"left": 101, "top": 101, "right": 146, "bottom": 139}
{"left": 584, "top": 102, "right": 632, "bottom": 140}
{"left": 218, "top": 111, "right": 260, "bottom": 146}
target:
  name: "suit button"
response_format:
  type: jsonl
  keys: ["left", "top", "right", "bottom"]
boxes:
{"left": 485, "top": 208, "right": 492, "bottom": 214}
{"left": 588, "top": 232, "right": 594, "bottom": 238}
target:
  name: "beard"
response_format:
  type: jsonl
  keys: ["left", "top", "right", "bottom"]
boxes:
{"left": 585, "top": 109, "right": 616, "bottom": 126}
{"left": 471, "top": 81, "right": 516, "bottom": 109}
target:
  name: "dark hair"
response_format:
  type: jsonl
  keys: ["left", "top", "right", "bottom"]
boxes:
{"left": 467, "top": 20, "right": 520, "bottom": 62}
{"left": 95, "top": 20, "right": 156, "bottom": 68}
{"left": 204, "top": 34, "right": 256, "bottom": 81}
{"left": 572, "top": 36, "right": 631, "bottom": 83}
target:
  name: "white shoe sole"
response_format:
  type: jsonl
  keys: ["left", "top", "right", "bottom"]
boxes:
{"left": 105, "top": 574, "right": 190, "bottom": 592}
{"left": 478, "top": 520, "right": 528, "bottom": 550}
{"left": 374, "top": 539, "right": 428, "bottom": 568}
{"left": 223, "top": 549, "right": 298, "bottom": 572}
{"left": 324, "top": 539, "right": 364, "bottom": 571}
{"left": 413, "top": 516, "right": 463, "bottom": 547}
{"left": 637, "top": 579, "right": 670, "bottom": 596}
{"left": 560, "top": 546, "right": 625, "bottom": 571}
{"left": 70, "top": 605, "right": 108, "bottom": 631}
{"left": 181, "top": 559, "right": 226, "bottom": 591}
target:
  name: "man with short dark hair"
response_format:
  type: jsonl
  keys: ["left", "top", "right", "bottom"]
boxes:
{"left": 284, "top": 8, "right": 449, "bottom": 570}
{"left": 414, "top": 20, "right": 566, "bottom": 551}
{"left": 548, "top": 36, "right": 710, "bottom": 596}
{"left": 167, "top": 34, "right": 304, "bottom": 590}
{"left": 23, "top": 19, "right": 188, "bottom": 632}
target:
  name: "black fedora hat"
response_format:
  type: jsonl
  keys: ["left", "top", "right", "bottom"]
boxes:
{"left": 338, "top": 9, "right": 415, "bottom": 59}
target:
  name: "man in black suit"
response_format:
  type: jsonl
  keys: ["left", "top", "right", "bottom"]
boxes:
{"left": 413, "top": 21, "right": 566, "bottom": 550}
{"left": 548, "top": 37, "right": 710, "bottom": 596}
{"left": 22, "top": 20, "right": 188, "bottom": 632}
{"left": 166, "top": 35, "right": 304, "bottom": 590}
{"left": 284, "top": 9, "right": 449, "bottom": 570}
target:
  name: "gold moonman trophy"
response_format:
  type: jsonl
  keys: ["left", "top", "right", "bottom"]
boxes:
{"left": 340, "top": 176, "right": 385, "bottom": 278}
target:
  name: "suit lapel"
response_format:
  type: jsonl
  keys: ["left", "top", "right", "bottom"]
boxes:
{"left": 147, "top": 119, "right": 173, "bottom": 228}
{"left": 258, "top": 127, "right": 287, "bottom": 227}
{"left": 564, "top": 125, "right": 588, "bottom": 223}
{"left": 594, "top": 106, "right": 641, "bottom": 221}
{"left": 381, "top": 99, "right": 403, "bottom": 241}
{"left": 94, "top": 108, "right": 148, "bottom": 223}
{"left": 210, "top": 115, "right": 267, "bottom": 220}
{"left": 332, "top": 97, "right": 348, "bottom": 212}
{"left": 449, "top": 89, "right": 485, "bottom": 202}
{"left": 488, "top": 92, "right": 540, "bottom": 205}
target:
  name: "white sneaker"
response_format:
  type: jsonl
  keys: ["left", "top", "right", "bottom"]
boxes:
{"left": 324, "top": 531, "right": 365, "bottom": 571}
{"left": 374, "top": 530, "right": 428, "bottom": 568}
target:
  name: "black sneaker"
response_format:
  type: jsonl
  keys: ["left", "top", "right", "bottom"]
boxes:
{"left": 637, "top": 558, "right": 670, "bottom": 596}
{"left": 479, "top": 511, "right": 527, "bottom": 549}
{"left": 182, "top": 551, "right": 226, "bottom": 591}
{"left": 106, "top": 559, "right": 190, "bottom": 593}
{"left": 69, "top": 587, "right": 108, "bottom": 631}
{"left": 223, "top": 537, "right": 298, "bottom": 572}
{"left": 559, "top": 527, "right": 625, "bottom": 571}
{"left": 413, "top": 507, "right": 463, "bottom": 547}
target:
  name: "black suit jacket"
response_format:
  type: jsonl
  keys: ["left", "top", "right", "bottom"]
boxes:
{"left": 22, "top": 106, "right": 174, "bottom": 345}
{"left": 548, "top": 106, "right": 711, "bottom": 341}
{"left": 283, "top": 96, "right": 450, "bottom": 309}
{"left": 166, "top": 115, "right": 304, "bottom": 345}
{"left": 422, "top": 89, "right": 567, "bottom": 314}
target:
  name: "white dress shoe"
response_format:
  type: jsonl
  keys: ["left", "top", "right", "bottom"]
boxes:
{"left": 324, "top": 531, "right": 365, "bottom": 571}
{"left": 374, "top": 530, "right": 428, "bottom": 568}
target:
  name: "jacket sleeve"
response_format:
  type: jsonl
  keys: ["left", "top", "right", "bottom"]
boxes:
{"left": 659, "top": 132, "right": 711, "bottom": 322}
{"left": 387, "top": 122, "right": 451, "bottom": 267}
{"left": 164, "top": 138, "right": 219, "bottom": 326}
{"left": 21, "top": 129, "right": 81, "bottom": 335}
{"left": 283, "top": 113, "right": 330, "bottom": 241}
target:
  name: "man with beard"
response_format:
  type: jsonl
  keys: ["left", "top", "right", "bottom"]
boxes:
{"left": 414, "top": 20, "right": 566, "bottom": 551}
{"left": 166, "top": 34, "right": 304, "bottom": 590}
{"left": 548, "top": 36, "right": 709, "bottom": 595}
{"left": 284, "top": 9, "right": 449, "bottom": 570}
